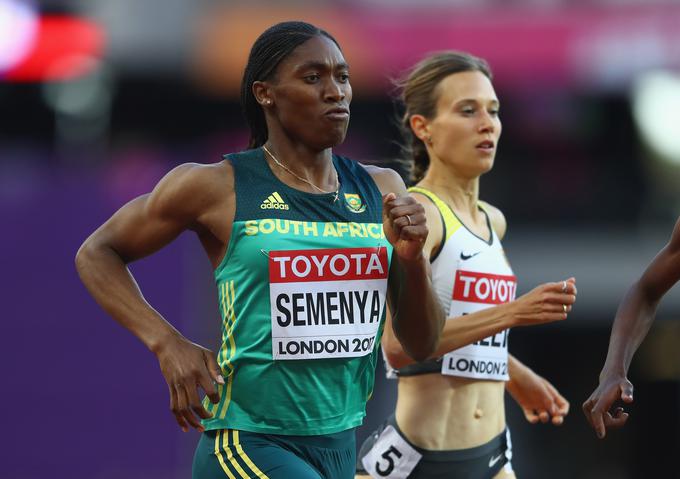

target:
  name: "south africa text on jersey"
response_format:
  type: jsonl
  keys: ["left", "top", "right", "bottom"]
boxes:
{"left": 244, "top": 219, "right": 385, "bottom": 239}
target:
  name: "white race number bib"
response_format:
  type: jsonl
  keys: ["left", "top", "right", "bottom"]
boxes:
{"left": 441, "top": 270, "right": 516, "bottom": 380}
{"left": 362, "top": 425, "right": 422, "bottom": 478}
{"left": 269, "top": 247, "right": 389, "bottom": 360}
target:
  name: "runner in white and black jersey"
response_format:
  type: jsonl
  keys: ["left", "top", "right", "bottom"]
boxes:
{"left": 356, "top": 52, "right": 577, "bottom": 479}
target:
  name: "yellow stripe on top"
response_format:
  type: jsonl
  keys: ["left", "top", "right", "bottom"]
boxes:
{"left": 223, "top": 281, "right": 237, "bottom": 373}
{"left": 218, "top": 281, "right": 235, "bottom": 377}
{"left": 206, "top": 283, "right": 230, "bottom": 418}
{"left": 232, "top": 430, "right": 270, "bottom": 479}
{"left": 218, "top": 280, "right": 237, "bottom": 420}
{"left": 204, "top": 281, "right": 236, "bottom": 417}
{"left": 209, "top": 282, "right": 234, "bottom": 417}
{"left": 204, "top": 383, "right": 225, "bottom": 417}
{"left": 408, "top": 187, "right": 462, "bottom": 241}
{"left": 215, "top": 430, "right": 237, "bottom": 479}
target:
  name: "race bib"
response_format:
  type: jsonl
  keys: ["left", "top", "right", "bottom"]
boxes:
{"left": 361, "top": 425, "right": 422, "bottom": 479}
{"left": 441, "top": 270, "right": 516, "bottom": 380}
{"left": 269, "top": 247, "right": 389, "bottom": 360}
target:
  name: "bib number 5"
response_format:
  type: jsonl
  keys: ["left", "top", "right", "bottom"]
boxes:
{"left": 361, "top": 425, "right": 422, "bottom": 479}
{"left": 376, "top": 446, "right": 403, "bottom": 476}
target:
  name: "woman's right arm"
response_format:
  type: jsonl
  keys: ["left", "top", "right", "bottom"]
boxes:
{"left": 75, "top": 162, "right": 231, "bottom": 432}
{"left": 383, "top": 280, "right": 576, "bottom": 369}
{"left": 382, "top": 194, "right": 577, "bottom": 369}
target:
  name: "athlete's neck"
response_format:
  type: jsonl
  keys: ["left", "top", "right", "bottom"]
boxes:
{"left": 263, "top": 131, "right": 336, "bottom": 190}
{"left": 419, "top": 165, "right": 480, "bottom": 218}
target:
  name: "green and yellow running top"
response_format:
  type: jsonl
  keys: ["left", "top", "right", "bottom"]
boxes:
{"left": 201, "top": 148, "right": 393, "bottom": 435}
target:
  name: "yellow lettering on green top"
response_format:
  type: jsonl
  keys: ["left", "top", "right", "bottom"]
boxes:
{"left": 303, "top": 222, "right": 318, "bottom": 236}
{"left": 259, "top": 219, "right": 275, "bottom": 234}
{"left": 323, "top": 223, "right": 339, "bottom": 237}
{"left": 275, "top": 219, "right": 290, "bottom": 234}
{"left": 349, "top": 223, "right": 363, "bottom": 237}
{"left": 336, "top": 223, "right": 349, "bottom": 237}
{"left": 290, "top": 220, "right": 302, "bottom": 235}
{"left": 367, "top": 223, "right": 383, "bottom": 239}
{"left": 244, "top": 220, "right": 259, "bottom": 236}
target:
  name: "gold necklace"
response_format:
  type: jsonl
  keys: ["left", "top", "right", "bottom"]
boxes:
{"left": 262, "top": 144, "right": 340, "bottom": 202}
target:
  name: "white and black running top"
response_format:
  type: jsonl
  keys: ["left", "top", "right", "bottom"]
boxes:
{"left": 386, "top": 186, "right": 517, "bottom": 381}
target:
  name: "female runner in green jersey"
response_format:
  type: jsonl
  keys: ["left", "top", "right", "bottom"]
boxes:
{"left": 76, "top": 21, "right": 444, "bottom": 479}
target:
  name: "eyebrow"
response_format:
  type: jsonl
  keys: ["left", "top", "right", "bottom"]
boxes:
{"left": 455, "top": 98, "right": 500, "bottom": 106}
{"left": 295, "top": 61, "right": 350, "bottom": 72}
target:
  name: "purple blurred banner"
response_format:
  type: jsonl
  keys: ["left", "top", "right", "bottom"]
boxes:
{"left": 1, "top": 164, "right": 207, "bottom": 478}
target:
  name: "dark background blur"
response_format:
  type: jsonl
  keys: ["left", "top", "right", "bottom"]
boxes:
{"left": 2, "top": 1, "right": 680, "bottom": 478}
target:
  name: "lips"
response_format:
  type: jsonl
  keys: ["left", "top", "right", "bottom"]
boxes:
{"left": 476, "top": 139, "right": 494, "bottom": 149}
{"left": 325, "top": 107, "right": 350, "bottom": 120}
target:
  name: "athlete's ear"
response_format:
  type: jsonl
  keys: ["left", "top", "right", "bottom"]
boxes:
{"left": 252, "top": 81, "right": 273, "bottom": 108}
{"left": 409, "top": 114, "right": 430, "bottom": 144}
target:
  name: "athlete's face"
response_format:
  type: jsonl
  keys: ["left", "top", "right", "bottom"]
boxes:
{"left": 421, "top": 71, "right": 501, "bottom": 177}
{"left": 264, "top": 36, "right": 352, "bottom": 150}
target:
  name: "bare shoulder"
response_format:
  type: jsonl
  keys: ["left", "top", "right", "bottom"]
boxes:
{"left": 361, "top": 164, "right": 407, "bottom": 196}
{"left": 409, "top": 189, "right": 442, "bottom": 224}
{"left": 152, "top": 161, "right": 232, "bottom": 200}
{"left": 409, "top": 189, "right": 439, "bottom": 211}
{"left": 147, "top": 160, "right": 233, "bottom": 222}
{"left": 479, "top": 200, "right": 507, "bottom": 240}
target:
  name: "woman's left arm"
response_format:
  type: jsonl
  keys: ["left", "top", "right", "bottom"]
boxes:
{"left": 507, "top": 354, "right": 570, "bottom": 425}
{"left": 491, "top": 203, "right": 570, "bottom": 425}
{"left": 366, "top": 166, "right": 445, "bottom": 362}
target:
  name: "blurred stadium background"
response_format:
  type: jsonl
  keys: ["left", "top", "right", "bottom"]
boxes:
{"left": 2, "top": 0, "right": 680, "bottom": 477}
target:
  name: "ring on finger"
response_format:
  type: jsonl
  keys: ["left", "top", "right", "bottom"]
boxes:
{"left": 405, "top": 214, "right": 412, "bottom": 226}
{"left": 562, "top": 304, "right": 567, "bottom": 313}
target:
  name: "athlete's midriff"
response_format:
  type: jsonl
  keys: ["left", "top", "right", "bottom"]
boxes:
{"left": 395, "top": 373, "right": 505, "bottom": 450}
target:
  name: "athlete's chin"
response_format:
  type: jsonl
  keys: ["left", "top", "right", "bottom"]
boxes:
{"left": 315, "top": 129, "right": 348, "bottom": 149}
{"left": 475, "top": 158, "right": 495, "bottom": 175}
{"left": 462, "top": 162, "right": 494, "bottom": 179}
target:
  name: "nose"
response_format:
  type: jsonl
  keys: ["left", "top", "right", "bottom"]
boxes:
{"left": 324, "top": 78, "right": 346, "bottom": 103}
{"left": 478, "top": 112, "right": 496, "bottom": 134}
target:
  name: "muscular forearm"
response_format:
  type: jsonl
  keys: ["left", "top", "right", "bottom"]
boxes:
{"left": 385, "top": 304, "right": 513, "bottom": 368}
{"left": 391, "top": 255, "right": 444, "bottom": 361}
{"left": 432, "top": 302, "right": 515, "bottom": 358}
{"left": 603, "top": 233, "right": 680, "bottom": 377}
{"left": 75, "top": 240, "right": 181, "bottom": 353}
{"left": 602, "top": 282, "right": 657, "bottom": 377}
{"left": 386, "top": 279, "right": 575, "bottom": 368}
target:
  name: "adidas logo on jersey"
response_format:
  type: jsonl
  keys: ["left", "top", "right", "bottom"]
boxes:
{"left": 260, "top": 191, "right": 289, "bottom": 210}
